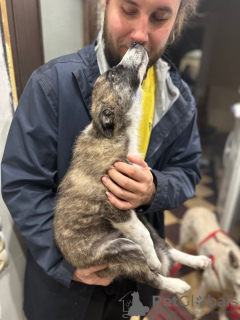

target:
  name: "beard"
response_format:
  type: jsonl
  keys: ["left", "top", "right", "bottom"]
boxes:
{"left": 102, "top": 11, "right": 168, "bottom": 71}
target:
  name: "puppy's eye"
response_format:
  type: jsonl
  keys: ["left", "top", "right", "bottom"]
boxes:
{"left": 107, "top": 70, "right": 117, "bottom": 82}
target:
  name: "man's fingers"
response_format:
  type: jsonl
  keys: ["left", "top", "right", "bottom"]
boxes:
{"left": 74, "top": 274, "right": 114, "bottom": 286}
{"left": 95, "top": 276, "right": 114, "bottom": 286}
{"left": 114, "top": 162, "right": 142, "bottom": 181}
{"left": 86, "top": 265, "right": 108, "bottom": 273}
{"left": 104, "top": 170, "right": 138, "bottom": 193}
{"left": 101, "top": 155, "right": 155, "bottom": 209}
{"left": 106, "top": 191, "right": 133, "bottom": 210}
{"left": 75, "top": 265, "right": 108, "bottom": 277}
{"left": 127, "top": 155, "right": 149, "bottom": 169}
{"left": 113, "top": 158, "right": 149, "bottom": 182}
{"left": 73, "top": 265, "right": 114, "bottom": 286}
{"left": 81, "top": 275, "right": 114, "bottom": 286}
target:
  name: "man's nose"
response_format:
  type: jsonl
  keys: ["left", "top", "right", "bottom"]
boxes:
{"left": 130, "top": 16, "right": 149, "bottom": 45}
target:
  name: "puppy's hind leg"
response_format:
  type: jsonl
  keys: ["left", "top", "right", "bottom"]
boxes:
{"left": 138, "top": 215, "right": 172, "bottom": 276}
{"left": 111, "top": 210, "right": 161, "bottom": 272}
{"left": 169, "top": 248, "right": 212, "bottom": 269}
{"left": 96, "top": 238, "right": 191, "bottom": 294}
{"left": 139, "top": 216, "right": 211, "bottom": 274}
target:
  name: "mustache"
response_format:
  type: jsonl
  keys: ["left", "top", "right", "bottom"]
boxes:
{"left": 118, "top": 41, "right": 164, "bottom": 77}
{"left": 119, "top": 41, "right": 151, "bottom": 56}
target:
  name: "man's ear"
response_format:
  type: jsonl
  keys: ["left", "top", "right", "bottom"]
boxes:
{"left": 98, "top": 108, "right": 114, "bottom": 138}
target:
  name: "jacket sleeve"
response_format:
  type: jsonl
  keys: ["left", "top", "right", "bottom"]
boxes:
{"left": 1, "top": 70, "right": 75, "bottom": 288}
{"left": 138, "top": 98, "right": 202, "bottom": 214}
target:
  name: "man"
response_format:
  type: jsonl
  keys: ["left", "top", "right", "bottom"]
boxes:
{"left": 1, "top": 0, "right": 201, "bottom": 319}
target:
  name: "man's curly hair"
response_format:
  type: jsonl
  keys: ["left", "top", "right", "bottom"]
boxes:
{"left": 169, "top": 0, "right": 199, "bottom": 44}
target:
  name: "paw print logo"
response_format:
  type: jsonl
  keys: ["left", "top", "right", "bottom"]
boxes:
{"left": 196, "top": 296, "right": 206, "bottom": 307}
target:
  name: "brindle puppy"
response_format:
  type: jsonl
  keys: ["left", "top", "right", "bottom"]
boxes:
{"left": 54, "top": 43, "right": 211, "bottom": 293}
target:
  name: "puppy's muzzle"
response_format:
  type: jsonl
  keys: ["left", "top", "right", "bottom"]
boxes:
{"left": 119, "top": 43, "right": 149, "bottom": 83}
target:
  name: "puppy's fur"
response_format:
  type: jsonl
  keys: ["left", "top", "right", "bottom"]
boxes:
{"left": 180, "top": 207, "right": 240, "bottom": 320}
{"left": 54, "top": 44, "right": 211, "bottom": 294}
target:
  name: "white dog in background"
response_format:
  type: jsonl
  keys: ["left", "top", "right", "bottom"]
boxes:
{"left": 180, "top": 207, "right": 240, "bottom": 320}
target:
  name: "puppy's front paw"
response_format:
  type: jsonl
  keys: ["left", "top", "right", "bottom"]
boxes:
{"left": 193, "top": 255, "right": 212, "bottom": 269}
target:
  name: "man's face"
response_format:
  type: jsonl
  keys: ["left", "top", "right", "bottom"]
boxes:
{"left": 103, "top": 0, "right": 181, "bottom": 68}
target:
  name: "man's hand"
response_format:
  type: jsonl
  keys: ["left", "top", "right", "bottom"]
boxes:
{"left": 72, "top": 265, "right": 114, "bottom": 286}
{"left": 102, "top": 155, "right": 156, "bottom": 210}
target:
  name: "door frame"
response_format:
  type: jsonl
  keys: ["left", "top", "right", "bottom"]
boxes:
{"left": 6, "top": 0, "right": 44, "bottom": 98}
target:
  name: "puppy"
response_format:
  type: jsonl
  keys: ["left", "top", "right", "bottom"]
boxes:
{"left": 54, "top": 43, "right": 211, "bottom": 294}
{"left": 180, "top": 207, "right": 240, "bottom": 319}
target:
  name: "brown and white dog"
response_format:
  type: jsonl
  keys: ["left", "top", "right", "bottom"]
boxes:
{"left": 54, "top": 43, "right": 211, "bottom": 294}
{"left": 180, "top": 207, "right": 240, "bottom": 320}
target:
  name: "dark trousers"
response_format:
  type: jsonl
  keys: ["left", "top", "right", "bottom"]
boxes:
{"left": 84, "top": 278, "right": 159, "bottom": 320}
{"left": 24, "top": 252, "right": 159, "bottom": 320}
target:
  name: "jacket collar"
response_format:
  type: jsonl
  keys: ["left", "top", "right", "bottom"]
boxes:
{"left": 162, "top": 54, "right": 182, "bottom": 89}
{"left": 72, "top": 40, "right": 100, "bottom": 115}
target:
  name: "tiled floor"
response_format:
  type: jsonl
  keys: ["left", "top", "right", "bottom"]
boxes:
{"left": 131, "top": 163, "right": 222, "bottom": 320}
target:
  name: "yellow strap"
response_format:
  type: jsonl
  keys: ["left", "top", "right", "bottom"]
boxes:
{"left": 138, "top": 66, "right": 156, "bottom": 159}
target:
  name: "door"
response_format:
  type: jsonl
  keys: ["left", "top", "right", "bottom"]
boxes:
{"left": 6, "top": 0, "right": 44, "bottom": 98}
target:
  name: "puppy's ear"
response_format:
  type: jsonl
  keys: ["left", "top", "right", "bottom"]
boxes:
{"left": 229, "top": 250, "right": 239, "bottom": 269}
{"left": 99, "top": 108, "right": 114, "bottom": 138}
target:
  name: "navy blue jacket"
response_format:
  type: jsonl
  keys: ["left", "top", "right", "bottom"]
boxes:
{"left": 1, "top": 40, "right": 201, "bottom": 317}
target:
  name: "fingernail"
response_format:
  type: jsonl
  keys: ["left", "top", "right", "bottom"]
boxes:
{"left": 102, "top": 176, "right": 107, "bottom": 183}
{"left": 106, "top": 191, "right": 112, "bottom": 198}
{"left": 114, "top": 162, "right": 119, "bottom": 167}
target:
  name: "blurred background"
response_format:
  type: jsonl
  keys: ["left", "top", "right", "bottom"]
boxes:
{"left": 0, "top": 0, "right": 240, "bottom": 319}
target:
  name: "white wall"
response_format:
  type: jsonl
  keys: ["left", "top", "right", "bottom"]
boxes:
{"left": 0, "top": 30, "right": 27, "bottom": 320}
{"left": 39, "top": 0, "right": 84, "bottom": 63}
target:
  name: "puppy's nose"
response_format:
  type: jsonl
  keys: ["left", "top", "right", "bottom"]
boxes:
{"left": 131, "top": 41, "right": 139, "bottom": 48}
